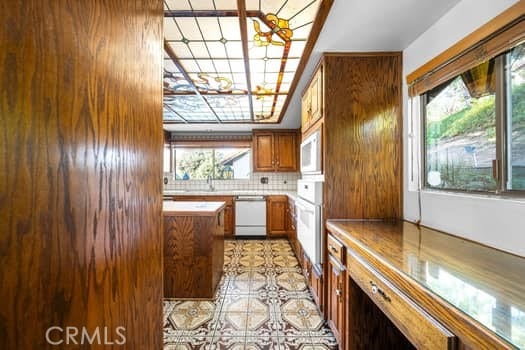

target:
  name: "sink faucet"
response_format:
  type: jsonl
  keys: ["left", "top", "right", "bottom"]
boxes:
{"left": 207, "top": 174, "right": 215, "bottom": 191}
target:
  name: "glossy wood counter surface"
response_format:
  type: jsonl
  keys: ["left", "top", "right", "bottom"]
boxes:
{"left": 163, "top": 201, "right": 225, "bottom": 216}
{"left": 326, "top": 220, "right": 525, "bottom": 350}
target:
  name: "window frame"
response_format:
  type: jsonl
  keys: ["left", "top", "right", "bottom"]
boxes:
{"left": 168, "top": 145, "right": 252, "bottom": 181}
{"left": 420, "top": 51, "right": 525, "bottom": 196}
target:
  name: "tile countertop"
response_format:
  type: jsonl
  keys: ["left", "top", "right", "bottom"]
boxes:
{"left": 163, "top": 190, "right": 298, "bottom": 201}
{"left": 326, "top": 219, "right": 525, "bottom": 349}
{"left": 163, "top": 201, "right": 226, "bottom": 216}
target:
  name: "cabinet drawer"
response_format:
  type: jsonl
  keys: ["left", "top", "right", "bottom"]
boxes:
{"left": 327, "top": 234, "right": 344, "bottom": 264}
{"left": 346, "top": 249, "right": 456, "bottom": 350}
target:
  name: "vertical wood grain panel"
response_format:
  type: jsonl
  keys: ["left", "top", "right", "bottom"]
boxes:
{"left": 163, "top": 213, "right": 224, "bottom": 299}
{"left": 0, "top": 0, "right": 163, "bottom": 349}
{"left": 324, "top": 54, "right": 402, "bottom": 219}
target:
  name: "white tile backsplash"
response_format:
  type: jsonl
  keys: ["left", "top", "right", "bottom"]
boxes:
{"left": 164, "top": 172, "right": 299, "bottom": 192}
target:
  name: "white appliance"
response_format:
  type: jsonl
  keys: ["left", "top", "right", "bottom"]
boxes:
{"left": 300, "top": 129, "right": 322, "bottom": 174}
{"left": 235, "top": 195, "right": 266, "bottom": 236}
{"left": 296, "top": 179, "right": 323, "bottom": 265}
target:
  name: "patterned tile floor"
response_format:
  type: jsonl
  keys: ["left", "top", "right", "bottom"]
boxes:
{"left": 164, "top": 239, "right": 338, "bottom": 349}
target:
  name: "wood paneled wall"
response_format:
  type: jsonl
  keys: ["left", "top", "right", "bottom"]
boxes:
{"left": 323, "top": 53, "right": 402, "bottom": 219}
{"left": 0, "top": 1, "right": 164, "bottom": 349}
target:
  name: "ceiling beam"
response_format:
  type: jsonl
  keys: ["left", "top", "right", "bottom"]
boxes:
{"left": 164, "top": 10, "right": 263, "bottom": 18}
{"left": 164, "top": 103, "right": 188, "bottom": 123}
{"left": 163, "top": 91, "right": 288, "bottom": 96}
{"left": 237, "top": 0, "right": 255, "bottom": 122}
{"left": 276, "top": 0, "right": 334, "bottom": 123}
{"left": 163, "top": 40, "right": 222, "bottom": 123}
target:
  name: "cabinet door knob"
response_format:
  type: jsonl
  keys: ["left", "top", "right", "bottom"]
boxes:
{"left": 369, "top": 281, "right": 391, "bottom": 302}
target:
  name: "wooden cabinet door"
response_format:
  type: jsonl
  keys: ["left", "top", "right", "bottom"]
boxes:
{"left": 253, "top": 132, "right": 275, "bottom": 171}
{"left": 310, "top": 264, "right": 323, "bottom": 313}
{"left": 301, "top": 89, "right": 311, "bottom": 132}
{"left": 223, "top": 204, "right": 234, "bottom": 237}
{"left": 327, "top": 256, "right": 345, "bottom": 347}
{"left": 309, "top": 66, "right": 323, "bottom": 125}
{"left": 267, "top": 195, "right": 288, "bottom": 236}
{"left": 275, "top": 132, "right": 298, "bottom": 171}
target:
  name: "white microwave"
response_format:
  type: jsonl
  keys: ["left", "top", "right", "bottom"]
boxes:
{"left": 300, "top": 129, "right": 321, "bottom": 174}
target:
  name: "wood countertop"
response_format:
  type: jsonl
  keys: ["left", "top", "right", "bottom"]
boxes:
{"left": 163, "top": 201, "right": 225, "bottom": 216}
{"left": 326, "top": 219, "right": 525, "bottom": 349}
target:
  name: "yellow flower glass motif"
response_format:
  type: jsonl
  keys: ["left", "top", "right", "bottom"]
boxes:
{"left": 253, "top": 13, "right": 293, "bottom": 47}
{"left": 255, "top": 85, "right": 273, "bottom": 100}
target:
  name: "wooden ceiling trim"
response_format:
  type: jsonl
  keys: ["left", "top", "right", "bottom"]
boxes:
{"left": 164, "top": 40, "right": 222, "bottom": 123}
{"left": 164, "top": 103, "right": 188, "bottom": 123}
{"left": 237, "top": 0, "right": 255, "bottom": 121}
{"left": 164, "top": 91, "right": 288, "bottom": 96}
{"left": 276, "top": 0, "right": 334, "bottom": 123}
{"left": 406, "top": 1, "right": 525, "bottom": 84}
{"left": 164, "top": 10, "right": 264, "bottom": 18}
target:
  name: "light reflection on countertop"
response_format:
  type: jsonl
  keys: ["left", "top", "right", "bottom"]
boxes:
{"left": 326, "top": 220, "right": 525, "bottom": 349}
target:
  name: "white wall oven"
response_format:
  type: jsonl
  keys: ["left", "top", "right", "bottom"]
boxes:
{"left": 296, "top": 179, "right": 323, "bottom": 265}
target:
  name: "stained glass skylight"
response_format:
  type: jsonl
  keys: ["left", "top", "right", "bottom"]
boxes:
{"left": 163, "top": 0, "right": 322, "bottom": 123}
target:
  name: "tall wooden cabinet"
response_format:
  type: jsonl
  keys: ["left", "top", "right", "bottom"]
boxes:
{"left": 252, "top": 130, "right": 299, "bottom": 172}
{"left": 300, "top": 53, "right": 403, "bottom": 348}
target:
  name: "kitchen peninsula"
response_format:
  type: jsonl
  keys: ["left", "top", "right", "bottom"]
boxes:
{"left": 163, "top": 201, "right": 225, "bottom": 299}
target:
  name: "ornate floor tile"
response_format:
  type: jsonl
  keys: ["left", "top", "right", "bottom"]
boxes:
{"left": 278, "top": 336, "right": 314, "bottom": 350}
{"left": 208, "top": 336, "right": 246, "bottom": 350}
{"left": 164, "top": 239, "right": 335, "bottom": 350}
{"left": 222, "top": 295, "right": 250, "bottom": 313}
{"left": 281, "top": 299, "right": 324, "bottom": 331}
{"left": 239, "top": 255, "right": 266, "bottom": 268}
{"left": 276, "top": 271, "right": 308, "bottom": 292}
{"left": 309, "top": 337, "right": 339, "bottom": 350}
{"left": 213, "top": 312, "right": 248, "bottom": 338}
{"left": 244, "top": 336, "right": 280, "bottom": 349}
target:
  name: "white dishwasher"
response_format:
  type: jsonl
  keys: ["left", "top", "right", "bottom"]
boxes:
{"left": 235, "top": 195, "right": 266, "bottom": 236}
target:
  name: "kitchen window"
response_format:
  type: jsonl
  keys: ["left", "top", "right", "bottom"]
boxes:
{"left": 421, "top": 41, "right": 525, "bottom": 194}
{"left": 168, "top": 147, "right": 251, "bottom": 180}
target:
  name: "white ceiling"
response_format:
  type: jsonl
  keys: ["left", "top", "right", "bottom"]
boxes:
{"left": 164, "top": 0, "right": 461, "bottom": 132}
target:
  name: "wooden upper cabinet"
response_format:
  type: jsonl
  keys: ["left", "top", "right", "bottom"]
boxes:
{"left": 309, "top": 66, "right": 323, "bottom": 124}
{"left": 275, "top": 133, "right": 297, "bottom": 171}
{"left": 253, "top": 130, "right": 298, "bottom": 172}
{"left": 301, "top": 64, "right": 323, "bottom": 133}
{"left": 253, "top": 132, "right": 275, "bottom": 171}
{"left": 301, "top": 89, "right": 311, "bottom": 132}
{"left": 266, "top": 195, "right": 288, "bottom": 236}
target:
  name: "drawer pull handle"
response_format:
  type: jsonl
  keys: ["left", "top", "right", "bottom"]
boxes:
{"left": 330, "top": 246, "right": 337, "bottom": 253}
{"left": 370, "top": 281, "right": 391, "bottom": 302}
{"left": 335, "top": 288, "right": 341, "bottom": 297}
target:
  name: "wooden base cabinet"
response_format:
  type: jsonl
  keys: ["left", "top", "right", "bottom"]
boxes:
{"left": 310, "top": 264, "right": 323, "bottom": 314}
{"left": 267, "top": 195, "right": 288, "bottom": 236}
{"left": 327, "top": 255, "right": 345, "bottom": 346}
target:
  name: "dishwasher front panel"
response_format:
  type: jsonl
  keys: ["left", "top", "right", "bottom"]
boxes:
{"left": 235, "top": 199, "right": 266, "bottom": 236}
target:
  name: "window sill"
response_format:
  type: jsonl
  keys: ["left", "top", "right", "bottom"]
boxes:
{"left": 412, "top": 188, "right": 525, "bottom": 204}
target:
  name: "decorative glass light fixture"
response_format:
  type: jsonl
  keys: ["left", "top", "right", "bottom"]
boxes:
{"left": 163, "top": 0, "right": 322, "bottom": 124}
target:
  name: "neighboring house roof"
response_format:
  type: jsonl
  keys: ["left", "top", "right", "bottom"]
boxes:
{"left": 220, "top": 150, "right": 250, "bottom": 165}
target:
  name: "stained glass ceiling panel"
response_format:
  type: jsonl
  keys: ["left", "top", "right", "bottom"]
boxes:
{"left": 163, "top": 0, "right": 322, "bottom": 124}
